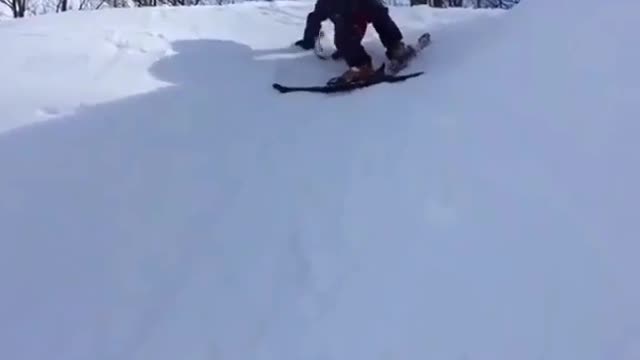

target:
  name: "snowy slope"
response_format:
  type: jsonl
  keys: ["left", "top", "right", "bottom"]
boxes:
{"left": 1, "top": 1, "right": 639, "bottom": 360}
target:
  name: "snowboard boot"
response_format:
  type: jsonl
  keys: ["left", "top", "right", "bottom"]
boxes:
{"left": 386, "top": 41, "right": 417, "bottom": 74}
{"left": 327, "top": 63, "right": 376, "bottom": 86}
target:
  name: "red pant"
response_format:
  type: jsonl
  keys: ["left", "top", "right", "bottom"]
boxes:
{"left": 332, "top": 13, "right": 369, "bottom": 66}
{"left": 352, "top": 13, "right": 369, "bottom": 40}
{"left": 332, "top": 9, "right": 402, "bottom": 68}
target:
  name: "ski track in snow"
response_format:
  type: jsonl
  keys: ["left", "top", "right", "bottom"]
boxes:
{"left": 1, "top": 1, "right": 639, "bottom": 360}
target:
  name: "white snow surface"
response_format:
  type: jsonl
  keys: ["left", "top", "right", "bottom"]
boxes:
{"left": 1, "top": 1, "right": 639, "bottom": 359}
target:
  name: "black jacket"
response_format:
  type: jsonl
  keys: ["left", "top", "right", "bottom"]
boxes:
{"left": 302, "top": 0, "right": 390, "bottom": 43}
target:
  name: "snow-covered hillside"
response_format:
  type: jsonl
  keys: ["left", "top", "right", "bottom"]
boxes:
{"left": 1, "top": 1, "right": 639, "bottom": 360}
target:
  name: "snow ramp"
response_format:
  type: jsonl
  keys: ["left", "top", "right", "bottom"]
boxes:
{"left": 0, "top": 1, "right": 639, "bottom": 360}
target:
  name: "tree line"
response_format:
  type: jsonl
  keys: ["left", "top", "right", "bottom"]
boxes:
{"left": 1, "top": 0, "right": 520, "bottom": 20}
{"left": 411, "top": 0, "right": 519, "bottom": 8}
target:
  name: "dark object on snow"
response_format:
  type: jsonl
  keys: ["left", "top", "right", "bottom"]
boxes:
{"left": 294, "top": 0, "right": 405, "bottom": 69}
{"left": 272, "top": 64, "right": 424, "bottom": 94}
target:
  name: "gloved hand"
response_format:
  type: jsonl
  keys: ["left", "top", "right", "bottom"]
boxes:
{"left": 294, "top": 38, "right": 315, "bottom": 50}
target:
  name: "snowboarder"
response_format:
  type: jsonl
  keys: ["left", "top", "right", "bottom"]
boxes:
{"left": 294, "top": 0, "right": 413, "bottom": 84}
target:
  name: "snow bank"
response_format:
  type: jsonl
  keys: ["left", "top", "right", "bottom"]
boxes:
{"left": 1, "top": 1, "right": 638, "bottom": 360}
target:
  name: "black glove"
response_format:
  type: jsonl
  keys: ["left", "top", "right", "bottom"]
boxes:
{"left": 294, "top": 38, "right": 315, "bottom": 50}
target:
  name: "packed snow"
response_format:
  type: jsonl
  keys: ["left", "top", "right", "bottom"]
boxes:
{"left": 1, "top": 1, "right": 639, "bottom": 360}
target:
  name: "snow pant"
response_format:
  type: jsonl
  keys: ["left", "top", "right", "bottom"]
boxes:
{"left": 333, "top": 5, "right": 403, "bottom": 68}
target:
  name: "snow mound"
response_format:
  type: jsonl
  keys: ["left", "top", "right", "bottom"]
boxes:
{"left": 1, "top": 1, "right": 638, "bottom": 360}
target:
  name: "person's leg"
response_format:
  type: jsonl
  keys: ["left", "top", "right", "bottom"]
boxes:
{"left": 333, "top": 16, "right": 371, "bottom": 69}
{"left": 332, "top": 15, "right": 368, "bottom": 60}
{"left": 328, "top": 16, "right": 375, "bottom": 83}
{"left": 361, "top": 0, "right": 406, "bottom": 59}
{"left": 331, "top": 25, "right": 342, "bottom": 60}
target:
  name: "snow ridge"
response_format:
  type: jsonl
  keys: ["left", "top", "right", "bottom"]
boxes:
{"left": 1, "top": 1, "right": 638, "bottom": 360}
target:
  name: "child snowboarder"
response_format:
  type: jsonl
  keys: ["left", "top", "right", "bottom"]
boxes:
{"left": 294, "top": 0, "right": 413, "bottom": 84}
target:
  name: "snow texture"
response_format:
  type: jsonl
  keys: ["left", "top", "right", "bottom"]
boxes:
{"left": 0, "top": 1, "right": 639, "bottom": 360}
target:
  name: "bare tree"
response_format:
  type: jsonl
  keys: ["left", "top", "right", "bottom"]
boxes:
{"left": 410, "top": 0, "right": 444, "bottom": 6}
{"left": 132, "top": 0, "right": 206, "bottom": 6}
{"left": 476, "top": 0, "right": 520, "bottom": 8}
{"left": 1, "top": 0, "right": 27, "bottom": 17}
{"left": 56, "top": 0, "right": 67, "bottom": 11}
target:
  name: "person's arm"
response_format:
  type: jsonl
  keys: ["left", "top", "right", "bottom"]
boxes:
{"left": 296, "top": 0, "right": 330, "bottom": 49}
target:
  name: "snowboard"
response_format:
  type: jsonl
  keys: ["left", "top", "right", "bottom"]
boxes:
{"left": 272, "top": 63, "right": 424, "bottom": 94}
